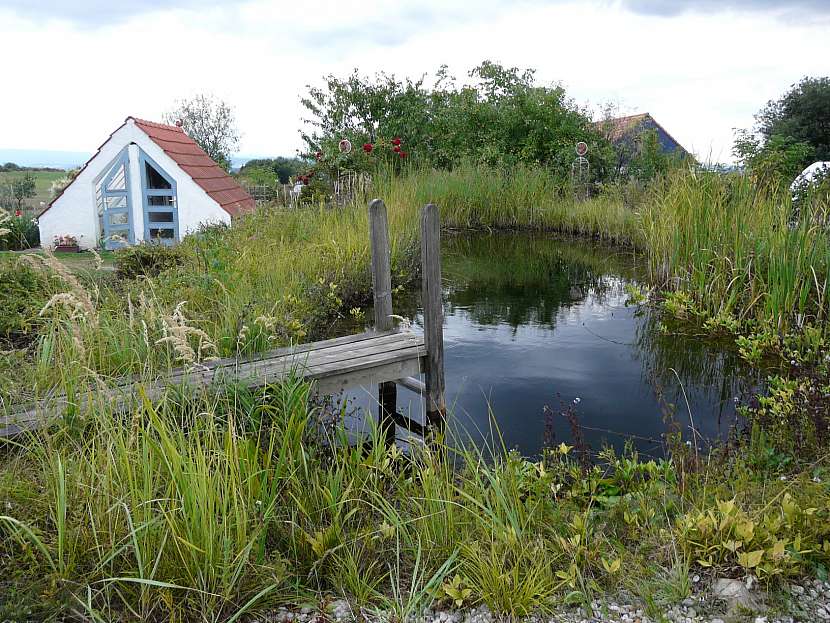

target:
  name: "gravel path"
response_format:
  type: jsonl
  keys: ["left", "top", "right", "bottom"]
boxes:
{"left": 255, "top": 578, "right": 830, "bottom": 623}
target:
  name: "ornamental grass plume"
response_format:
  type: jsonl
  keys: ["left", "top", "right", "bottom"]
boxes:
{"left": 156, "top": 301, "right": 219, "bottom": 367}
{"left": 20, "top": 249, "right": 98, "bottom": 326}
{"left": 0, "top": 207, "right": 11, "bottom": 236}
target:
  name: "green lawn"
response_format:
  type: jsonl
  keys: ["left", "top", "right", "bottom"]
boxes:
{"left": 0, "top": 169, "right": 68, "bottom": 215}
{"left": 0, "top": 248, "right": 115, "bottom": 270}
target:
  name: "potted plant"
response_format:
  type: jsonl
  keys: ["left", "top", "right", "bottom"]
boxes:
{"left": 54, "top": 233, "right": 80, "bottom": 253}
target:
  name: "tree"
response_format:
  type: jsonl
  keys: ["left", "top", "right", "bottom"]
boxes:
{"left": 164, "top": 94, "right": 241, "bottom": 171}
{"left": 239, "top": 157, "right": 307, "bottom": 185}
{"left": 733, "top": 129, "right": 815, "bottom": 191}
{"left": 300, "top": 62, "right": 609, "bottom": 180}
{"left": 756, "top": 77, "right": 830, "bottom": 162}
{"left": 5, "top": 173, "right": 36, "bottom": 211}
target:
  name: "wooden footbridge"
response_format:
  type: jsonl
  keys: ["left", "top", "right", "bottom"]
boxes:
{"left": 0, "top": 201, "right": 446, "bottom": 442}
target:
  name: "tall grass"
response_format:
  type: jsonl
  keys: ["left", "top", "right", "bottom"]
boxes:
{"left": 3, "top": 381, "right": 830, "bottom": 620}
{"left": 638, "top": 169, "right": 830, "bottom": 334}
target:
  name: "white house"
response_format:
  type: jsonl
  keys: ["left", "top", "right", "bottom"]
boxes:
{"left": 39, "top": 117, "right": 255, "bottom": 250}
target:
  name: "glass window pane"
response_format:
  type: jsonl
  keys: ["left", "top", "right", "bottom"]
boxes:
{"left": 148, "top": 211, "right": 174, "bottom": 223}
{"left": 109, "top": 212, "right": 129, "bottom": 225}
{"left": 148, "top": 195, "right": 174, "bottom": 206}
{"left": 149, "top": 228, "right": 175, "bottom": 239}
{"left": 145, "top": 162, "right": 172, "bottom": 189}
{"left": 104, "top": 195, "right": 127, "bottom": 210}
{"left": 107, "top": 164, "right": 126, "bottom": 191}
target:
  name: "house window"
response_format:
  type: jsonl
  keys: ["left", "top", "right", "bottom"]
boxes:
{"left": 98, "top": 148, "right": 132, "bottom": 249}
{"left": 140, "top": 152, "right": 178, "bottom": 245}
{"left": 145, "top": 161, "right": 172, "bottom": 190}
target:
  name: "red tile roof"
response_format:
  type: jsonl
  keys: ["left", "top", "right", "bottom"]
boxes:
{"left": 131, "top": 117, "right": 255, "bottom": 217}
{"left": 594, "top": 113, "right": 651, "bottom": 142}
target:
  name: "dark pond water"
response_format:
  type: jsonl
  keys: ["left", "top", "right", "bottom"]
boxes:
{"left": 342, "top": 232, "right": 760, "bottom": 458}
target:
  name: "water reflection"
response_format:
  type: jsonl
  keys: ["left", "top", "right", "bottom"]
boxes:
{"left": 342, "top": 232, "right": 760, "bottom": 458}
{"left": 403, "top": 233, "right": 758, "bottom": 457}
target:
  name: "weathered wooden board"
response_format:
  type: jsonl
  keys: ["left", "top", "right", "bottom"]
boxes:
{"left": 1, "top": 331, "right": 426, "bottom": 438}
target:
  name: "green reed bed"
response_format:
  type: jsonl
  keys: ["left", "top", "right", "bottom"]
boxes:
{"left": 4, "top": 380, "right": 830, "bottom": 621}
{"left": 3, "top": 163, "right": 830, "bottom": 620}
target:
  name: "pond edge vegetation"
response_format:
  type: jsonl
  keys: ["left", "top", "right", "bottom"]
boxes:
{"left": 2, "top": 162, "right": 830, "bottom": 621}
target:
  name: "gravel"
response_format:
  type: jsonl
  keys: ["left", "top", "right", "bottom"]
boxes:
{"left": 254, "top": 577, "right": 830, "bottom": 623}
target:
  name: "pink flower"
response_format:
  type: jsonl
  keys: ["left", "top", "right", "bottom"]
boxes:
{"left": 14, "top": 209, "right": 22, "bottom": 217}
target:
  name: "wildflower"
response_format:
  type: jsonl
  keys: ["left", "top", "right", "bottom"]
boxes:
{"left": 391, "top": 137, "right": 402, "bottom": 146}
{"left": 362, "top": 143, "right": 373, "bottom": 153}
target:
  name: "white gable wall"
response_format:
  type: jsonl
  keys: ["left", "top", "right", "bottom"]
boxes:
{"left": 40, "top": 119, "right": 231, "bottom": 250}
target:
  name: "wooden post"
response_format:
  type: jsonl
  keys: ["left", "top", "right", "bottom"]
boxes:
{"left": 421, "top": 203, "right": 446, "bottom": 432}
{"left": 369, "top": 199, "right": 397, "bottom": 446}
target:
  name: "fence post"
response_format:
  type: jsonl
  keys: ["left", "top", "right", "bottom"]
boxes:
{"left": 420, "top": 204, "right": 446, "bottom": 432}
{"left": 368, "top": 199, "right": 397, "bottom": 446}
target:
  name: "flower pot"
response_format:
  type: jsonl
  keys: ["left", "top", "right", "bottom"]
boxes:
{"left": 54, "top": 244, "right": 80, "bottom": 253}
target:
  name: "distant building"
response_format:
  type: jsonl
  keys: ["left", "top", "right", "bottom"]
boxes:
{"left": 594, "top": 113, "right": 689, "bottom": 172}
{"left": 39, "top": 117, "right": 255, "bottom": 250}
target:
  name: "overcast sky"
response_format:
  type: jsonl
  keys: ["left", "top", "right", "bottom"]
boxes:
{"left": 0, "top": 0, "right": 827, "bottom": 163}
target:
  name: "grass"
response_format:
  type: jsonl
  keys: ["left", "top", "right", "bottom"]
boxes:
{"left": 0, "top": 169, "right": 67, "bottom": 215}
{"left": 2, "top": 162, "right": 830, "bottom": 620}
{"left": 2, "top": 381, "right": 829, "bottom": 621}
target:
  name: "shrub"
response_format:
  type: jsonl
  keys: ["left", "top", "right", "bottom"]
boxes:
{"left": 0, "top": 214, "right": 39, "bottom": 251}
{"left": 0, "top": 260, "right": 51, "bottom": 347}
{"left": 114, "top": 243, "right": 186, "bottom": 279}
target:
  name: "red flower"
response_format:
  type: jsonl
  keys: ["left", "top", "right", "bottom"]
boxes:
{"left": 363, "top": 143, "right": 373, "bottom": 153}
{"left": 14, "top": 209, "right": 22, "bottom": 217}
{"left": 393, "top": 146, "right": 401, "bottom": 153}
{"left": 399, "top": 151, "right": 408, "bottom": 159}
{"left": 302, "top": 177, "right": 309, "bottom": 185}
{"left": 391, "top": 137, "right": 402, "bottom": 146}
{"left": 315, "top": 151, "right": 323, "bottom": 160}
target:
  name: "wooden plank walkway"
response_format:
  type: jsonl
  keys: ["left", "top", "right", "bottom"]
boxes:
{"left": 1, "top": 330, "right": 425, "bottom": 438}
{"left": 0, "top": 201, "right": 445, "bottom": 441}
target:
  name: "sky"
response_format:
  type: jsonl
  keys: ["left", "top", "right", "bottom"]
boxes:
{"left": 0, "top": 0, "right": 828, "bottom": 164}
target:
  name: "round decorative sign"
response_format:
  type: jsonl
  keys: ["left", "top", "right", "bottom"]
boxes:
{"left": 338, "top": 139, "right": 352, "bottom": 154}
{"left": 575, "top": 141, "right": 588, "bottom": 157}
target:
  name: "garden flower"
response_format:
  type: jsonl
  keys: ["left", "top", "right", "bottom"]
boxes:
{"left": 391, "top": 137, "right": 402, "bottom": 146}
{"left": 393, "top": 146, "right": 401, "bottom": 153}
{"left": 399, "top": 151, "right": 408, "bottom": 158}
{"left": 363, "top": 143, "right": 373, "bottom": 153}
{"left": 14, "top": 209, "right": 22, "bottom": 217}
{"left": 315, "top": 151, "right": 323, "bottom": 160}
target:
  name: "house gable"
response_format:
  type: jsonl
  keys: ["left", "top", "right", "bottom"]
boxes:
{"left": 39, "top": 118, "right": 246, "bottom": 249}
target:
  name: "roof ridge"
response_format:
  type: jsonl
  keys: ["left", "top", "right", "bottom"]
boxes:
{"left": 129, "top": 116, "right": 185, "bottom": 133}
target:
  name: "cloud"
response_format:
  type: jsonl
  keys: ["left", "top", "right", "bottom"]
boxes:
{"left": 0, "top": 0, "right": 246, "bottom": 26}
{"left": 616, "top": 0, "right": 830, "bottom": 16}
{"left": 4, "top": 0, "right": 828, "bottom": 29}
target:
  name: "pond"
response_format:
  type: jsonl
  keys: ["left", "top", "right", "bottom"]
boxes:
{"left": 341, "top": 232, "right": 761, "bottom": 458}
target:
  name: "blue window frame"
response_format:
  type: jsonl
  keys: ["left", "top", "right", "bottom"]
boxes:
{"left": 100, "top": 148, "right": 132, "bottom": 250}
{"left": 139, "top": 150, "right": 178, "bottom": 245}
